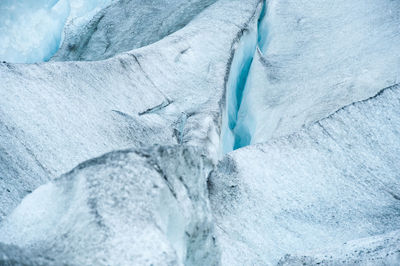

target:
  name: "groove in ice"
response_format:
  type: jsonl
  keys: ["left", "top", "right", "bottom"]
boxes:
{"left": 221, "top": 0, "right": 268, "bottom": 154}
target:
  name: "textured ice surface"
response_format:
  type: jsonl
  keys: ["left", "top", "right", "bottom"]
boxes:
{"left": 278, "top": 230, "right": 400, "bottom": 265}
{"left": 1, "top": 0, "right": 400, "bottom": 264}
{"left": 0, "top": 242, "right": 51, "bottom": 265}
{"left": 0, "top": 0, "right": 259, "bottom": 220}
{"left": 210, "top": 84, "right": 400, "bottom": 265}
{"left": 234, "top": 0, "right": 400, "bottom": 148}
{"left": 0, "top": 0, "right": 114, "bottom": 63}
{"left": 0, "top": 145, "right": 218, "bottom": 265}
{"left": 52, "top": 0, "right": 217, "bottom": 61}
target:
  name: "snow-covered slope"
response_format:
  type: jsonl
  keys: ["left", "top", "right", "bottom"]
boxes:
{"left": 52, "top": 0, "right": 217, "bottom": 61}
{"left": 210, "top": 84, "right": 400, "bottom": 265}
{"left": 0, "top": 145, "right": 218, "bottom": 265}
{"left": 224, "top": 0, "right": 400, "bottom": 152}
{"left": 0, "top": 0, "right": 260, "bottom": 221}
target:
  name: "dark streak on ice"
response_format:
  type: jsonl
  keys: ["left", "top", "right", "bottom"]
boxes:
{"left": 138, "top": 99, "right": 173, "bottom": 116}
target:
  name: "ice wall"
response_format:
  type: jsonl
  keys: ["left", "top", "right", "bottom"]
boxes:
{"left": 220, "top": 0, "right": 266, "bottom": 154}
{"left": 220, "top": 16, "right": 258, "bottom": 154}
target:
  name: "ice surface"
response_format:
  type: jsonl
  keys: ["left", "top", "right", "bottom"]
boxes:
{"left": 0, "top": 242, "right": 51, "bottom": 265}
{"left": 278, "top": 230, "right": 400, "bottom": 265}
{"left": 0, "top": 0, "right": 259, "bottom": 220}
{"left": 52, "top": 0, "right": 218, "bottom": 61}
{"left": 234, "top": 0, "right": 400, "bottom": 147}
{"left": 1, "top": 0, "right": 400, "bottom": 264}
{"left": 0, "top": 0, "right": 114, "bottom": 63}
{"left": 0, "top": 145, "right": 218, "bottom": 265}
{"left": 210, "top": 84, "right": 400, "bottom": 265}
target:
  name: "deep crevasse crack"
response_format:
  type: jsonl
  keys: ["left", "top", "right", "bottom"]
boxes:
{"left": 221, "top": 0, "right": 268, "bottom": 154}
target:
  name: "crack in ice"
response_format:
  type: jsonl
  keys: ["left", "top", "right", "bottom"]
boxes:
{"left": 221, "top": 0, "right": 268, "bottom": 153}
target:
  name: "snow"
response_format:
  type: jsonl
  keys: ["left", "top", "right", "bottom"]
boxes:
{"left": 0, "top": 0, "right": 114, "bottom": 63}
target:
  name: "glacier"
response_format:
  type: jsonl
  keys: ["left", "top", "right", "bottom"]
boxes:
{"left": 1, "top": 0, "right": 400, "bottom": 265}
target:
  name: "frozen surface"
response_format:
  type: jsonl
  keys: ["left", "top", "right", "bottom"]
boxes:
{"left": 0, "top": 0, "right": 259, "bottom": 220}
{"left": 0, "top": 0, "right": 114, "bottom": 63}
{"left": 0, "top": 242, "right": 50, "bottom": 265}
{"left": 278, "top": 230, "right": 400, "bottom": 265}
{"left": 1, "top": 0, "right": 400, "bottom": 264}
{"left": 210, "top": 84, "right": 400, "bottom": 265}
{"left": 52, "top": 0, "right": 217, "bottom": 61}
{"left": 0, "top": 145, "right": 218, "bottom": 265}
{"left": 234, "top": 0, "right": 400, "bottom": 147}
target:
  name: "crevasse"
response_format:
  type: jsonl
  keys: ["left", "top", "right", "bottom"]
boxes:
{"left": 221, "top": 0, "right": 268, "bottom": 154}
